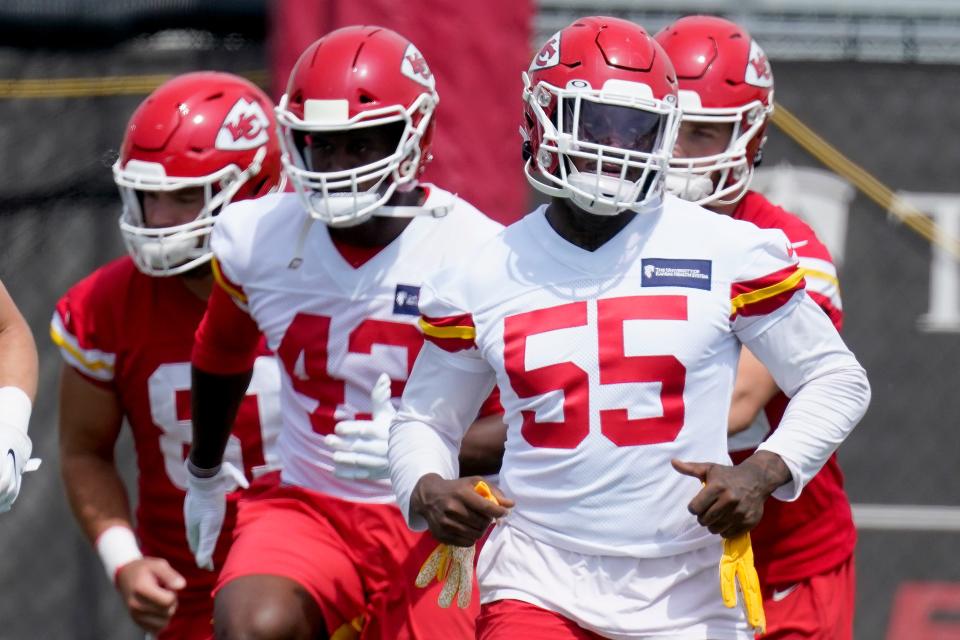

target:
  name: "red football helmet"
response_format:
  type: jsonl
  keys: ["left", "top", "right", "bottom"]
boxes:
{"left": 275, "top": 26, "right": 439, "bottom": 227}
{"left": 655, "top": 16, "right": 774, "bottom": 205}
{"left": 522, "top": 16, "right": 680, "bottom": 215}
{"left": 114, "top": 71, "right": 282, "bottom": 276}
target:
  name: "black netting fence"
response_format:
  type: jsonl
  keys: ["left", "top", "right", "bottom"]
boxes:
{"left": 0, "top": 16, "right": 957, "bottom": 640}
{"left": 0, "top": 30, "right": 266, "bottom": 640}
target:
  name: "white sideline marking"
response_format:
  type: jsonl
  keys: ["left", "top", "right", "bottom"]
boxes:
{"left": 852, "top": 504, "right": 960, "bottom": 531}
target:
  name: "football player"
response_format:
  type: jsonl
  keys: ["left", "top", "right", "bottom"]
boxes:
{"left": 52, "top": 72, "right": 284, "bottom": 638}
{"left": 389, "top": 16, "right": 870, "bottom": 639}
{"left": 0, "top": 280, "right": 38, "bottom": 513}
{"left": 184, "top": 26, "right": 504, "bottom": 639}
{"left": 657, "top": 15, "right": 856, "bottom": 639}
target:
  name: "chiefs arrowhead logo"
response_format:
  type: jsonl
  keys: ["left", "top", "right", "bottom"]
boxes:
{"left": 406, "top": 52, "right": 430, "bottom": 80}
{"left": 530, "top": 31, "right": 561, "bottom": 71}
{"left": 744, "top": 40, "right": 773, "bottom": 88}
{"left": 215, "top": 98, "right": 270, "bottom": 151}
{"left": 401, "top": 43, "right": 436, "bottom": 90}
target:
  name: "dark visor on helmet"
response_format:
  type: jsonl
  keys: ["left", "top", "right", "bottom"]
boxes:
{"left": 563, "top": 100, "right": 665, "bottom": 154}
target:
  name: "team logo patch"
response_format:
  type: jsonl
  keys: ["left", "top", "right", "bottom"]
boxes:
{"left": 641, "top": 259, "right": 712, "bottom": 290}
{"left": 393, "top": 284, "right": 421, "bottom": 315}
{"left": 401, "top": 43, "right": 435, "bottom": 90}
{"left": 215, "top": 98, "right": 271, "bottom": 150}
{"left": 530, "top": 31, "right": 561, "bottom": 71}
{"left": 744, "top": 40, "right": 773, "bottom": 88}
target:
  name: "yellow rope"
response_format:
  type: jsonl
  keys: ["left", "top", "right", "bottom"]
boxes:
{"left": 771, "top": 102, "right": 960, "bottom": 259}
{"left": 0, "top": 70, "right": 268, "bottom": 98}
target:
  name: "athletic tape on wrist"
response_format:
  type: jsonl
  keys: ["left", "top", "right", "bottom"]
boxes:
{"left": 0, "top": 386, "right": 31, "bottom": 435}
{"left": 95, "top": 525, "right": 143, "bottom": 583}
{"left": 186, "top": 458, "right": 221, "bottom": 479}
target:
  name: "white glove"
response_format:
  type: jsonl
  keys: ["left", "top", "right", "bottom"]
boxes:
{"left": 0, "top": 423, "right": 33, "bottom": 513}
{"left": 325, "top": 373, "right": 395, "bottom": 481}
{"left": 183, "top": 461, "right": 248, "bottom": 570}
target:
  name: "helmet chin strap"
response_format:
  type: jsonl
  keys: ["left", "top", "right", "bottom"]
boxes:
{"left": 310, "top": 190, "right": 452, "bottom": 227}
{"left": 664, "top": 172, "right": 715, "bottom": 203}
{"left": 287, "top": 184, "right": 452, "bottom": 270}
{"left": 375, "top": 182, "right": 454, "bottom": 219}
{"left": 374, "top": 205, "right": 450, "bottom": 218}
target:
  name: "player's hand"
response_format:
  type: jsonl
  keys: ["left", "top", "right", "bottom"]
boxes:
{"left": 183, "top": 460, "right": 248, "bottom": 570}
{"left": 671, "top": 450, "right": 791, "bottom": 538}
{"left": 115, "top": 556, "right": 186, "bottom": 634}
{"left": 415, "top": 481, "right": 501, "bottom": 608}
{"left": 0, "top": 423, "right": 33, "bottom": 513}
{"left": 324, "top": 373, "right": 393, "bottom": 480}
{"left": 411, "top": 474, "right": 513, "bottom": 547}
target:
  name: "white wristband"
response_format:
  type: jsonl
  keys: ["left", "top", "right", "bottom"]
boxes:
{"left": 95, "top": 526, "right": 143, "bottom": 582}
{"left": 0, "top": 386, "right": 31, "bottom": 435}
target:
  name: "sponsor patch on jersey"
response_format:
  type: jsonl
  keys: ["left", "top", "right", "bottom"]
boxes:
{"left": 393, "top": 284, "right": 421, "bottom": 316}
{"left": 641, "top": 259, "right": 712, "bottom": 290}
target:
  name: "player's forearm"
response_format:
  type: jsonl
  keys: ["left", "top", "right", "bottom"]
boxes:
{"left": 0, "top": 292, "right": 38, "bottom": 400}
{"left": 744, "top": 295, "right": 870, "bottom": 498}
{"left": 757, "top": 363, "right": 870, "bottom": 500}
{"left": 389, "top": 343, "right": 496, "bottom": 525}
{"left": 728, "top": 348, "right": 779, "bottom": 435}
{"left": 389, "top": 419, "right": 460, "bottom": 530}
{"left": 187, "top": 366, "right": 253, "bottom": 470}
{"left": 61, "top": 450, "right": 134, "bottom": 543}
{"left": 459, "top": 414, "right": 506, "bottom": 476}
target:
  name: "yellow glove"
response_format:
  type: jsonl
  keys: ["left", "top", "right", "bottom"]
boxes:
{"left": 329, "top": 615, "right": 363, "bottom": 640}
{"left": 720, "top": 532, "right": 766, "bottom": 635}
{"left": 415, "top": 481, "right": 500, "bottom": 609}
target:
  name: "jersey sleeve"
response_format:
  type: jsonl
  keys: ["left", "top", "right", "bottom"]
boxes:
{"left": 477, "top": 386, "right": 503, "bottom": 418}
{"left": 208, "top": 201, "right": 255, "bottom": 297}
{"left": 390, "top": 265, "right": 497, "bottom": 528}
{"left": 191, "top": 270, "right": 262, "bottom": 375}
{"left": 49, "top": 275, "right": 117, "bottom": 387}
{"left": 729, "top": 228, "right": 807, "bottom": 343}
{"left": 746, "top": 296, "right": 870, "bottom": 500}
{"left": 417, "top": 269, "right": 484, "bottom": 356}
{"left": 794, "top": 238, "right": 843, "bottom": 331}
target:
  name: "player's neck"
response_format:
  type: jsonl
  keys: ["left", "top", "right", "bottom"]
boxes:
{"left": 177, "top": 267, "right": 214, "bottom": 300}
{"left": 545, "top": 198, "right": 638, "bottom": 252}
{"left": 710, "top": 202, "right": 738, "bottom": 217}
{"left": 327, "top": 186, "right": 426, "bottom": 248}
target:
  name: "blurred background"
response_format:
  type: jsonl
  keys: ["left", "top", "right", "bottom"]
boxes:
{"left": 0, "top": 1, "right": 958, "bottom": 638}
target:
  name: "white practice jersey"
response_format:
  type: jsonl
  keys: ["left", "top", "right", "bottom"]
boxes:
{"left": 211, "top": 186, "right": 502, "bottom": 502}
{"left": 408, "top": 195, "right": 815, "bottom": 557}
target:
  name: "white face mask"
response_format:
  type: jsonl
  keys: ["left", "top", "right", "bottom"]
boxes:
{"left": 128, "top": 233, "right": 203, "bottom": 272}
{"left": 664, "top": 172, "right": 716, "bottom": 204}
{"left": 307, "top": 190, "right": 383, "bottom": 227}
{"left": 116, "top": 179, "right": 219, "bottom": 277}
{"left": 113, "top": 146, "right": 267, "bottom": 276}
{"left": 666, "top": 94, "right": 773, "bottom": 207}
{"left": 566, "top": 172, "right": 646, "bottom": 216}
{"left": 523, "top": 74, "right": 681, "bottom": 216}
{"left": 275, "top": 92, "right": 438, "bottom": 227}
